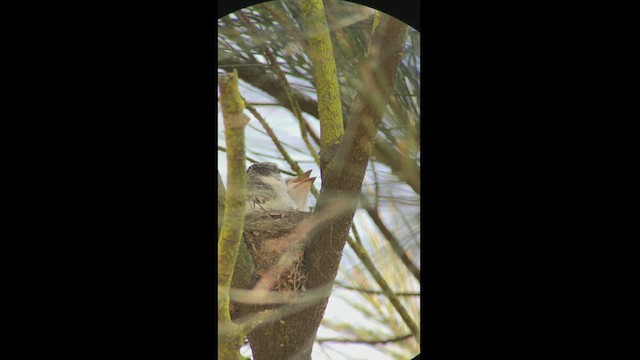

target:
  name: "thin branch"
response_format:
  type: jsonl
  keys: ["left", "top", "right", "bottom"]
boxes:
{"left": 360, "top": 196, "right": 421, "bottom": 281}
{"left": 228, "top": 282, "right": 334, "bottom": 336}
{"left": 219, "top": 8, "right": 322, "bottom": 148}
{"left": 217, "top": 63, "right": 273, "bottom": 68}
{"left": 220, "top": 55, "right": 421, "bottom": 194}
{"left": 347, "top": 231, "right": 419, "bottom": 343}
{"left": 300, "top": 0, "right": 344, "bottom": 149}
{"left": 244, "top": 100, "right": 318, "bottom": 198}
{"left": 218, "top": 55, "right": 321, "bottom": 147}
{"left": 237, "top": 10, "right": 321, "bottom": 166}
{"left": 241, "top": 101, "right": 281, "bottom": 106}
{"left": 372, "top": 139, "right": 421, "bottom": 195}
{"left": 370, "top": 158, "right": 380, "bottom": 209}
{"left": 220, "top": 13, "right": 421, "bottom": 195}
{"left": 316, "top": 333, "right": 412, "bottom": 345}
{"left": 350, "top": 223, "right": 362, "bottom": 245}
{"left": 244, "top": 121, "right": 311, "bottom": 154}
{"left": 217, "top": 145, "right": 262, "bottom": 167}
{"left": 333, "top": 281, "right": 420, "bottom": 297}
{"left": 217, "top": 145, "right": 297, "bottom": 177}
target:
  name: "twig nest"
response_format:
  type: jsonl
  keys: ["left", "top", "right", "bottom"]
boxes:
{"left": 244, "top": 210, "right": 312, "bottom": 292}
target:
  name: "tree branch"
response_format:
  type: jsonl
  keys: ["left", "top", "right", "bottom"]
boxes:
{"left": 360, "top": 196, "right": 421, "bottom": 281}
{"left": 317, "top": 333, "right": 413, "bottom": 345}
{"left": 237, "top": 10, "right": 321, "bottom": 166}
{"left": 219, "top": 7, "right": 415, "bottom": 359}
{"left": 218, "top": 171, "right": 226, "bottom": 241}
{"left": 306, "top": 13, "right": 409, "bottom": 290}
{"left": 217, "top": 145, "right": 262, "bottom": 167}
{"left": 219, "top": 46, "right": 420, "bottom": 195}
{"left": 372, "top": 139, "right": 421, "bottom": 194}
{"left": 244, "top": 100, "right": 318, "bottom": 198}
{"left": 218, "top": 55, "right": 322, "bottom": 146}
{"left": 217, "top": 160, "right": 254, "bottom": 320}
{"left": 217, "top": 70, "right": 250, "bottom": 360}
{"left": 333, "top": 281, "right": 420, "bottom": 297}
{"left": 345, "top": 234, "right": 419, "bottom": 342}
{"left": 301, "top": 0, "right": 344, "bottom": 149}
{"left": 290, "top": 12, "right": 411, "bottom": 358}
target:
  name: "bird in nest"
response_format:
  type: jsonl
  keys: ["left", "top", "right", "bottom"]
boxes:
{"left": 246, "top": 162, "right": 316, "bottom": 214}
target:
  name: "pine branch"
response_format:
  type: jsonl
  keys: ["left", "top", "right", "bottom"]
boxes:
{"left": 218, "top": 55, "right": 322, "bottom": 147}
{"left": 217, "top": 145, "right": 263, "bottom": 168}
{"left": 346, "top": 232, "right": 420, "bottom": 343}
{"left": 333, "top": 281, "right": 420, "bottom": 297}
{"left": 237, "top": 10, "right": 321, "bottom": 166}
{"left": 317, "top": 333, "right": 412, "bottom": 345}
{"left": 243, "top": 100, "right": 318, "bottom": 198}
{"left": 361, "top": 196, "right": 421, "bottom": 281}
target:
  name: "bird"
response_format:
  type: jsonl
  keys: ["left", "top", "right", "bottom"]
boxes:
{"left": 286, "top": 170, "right": 316, "bottom": 212}
{"left": 246, "top": 162, "right": 300, "bottom": 213}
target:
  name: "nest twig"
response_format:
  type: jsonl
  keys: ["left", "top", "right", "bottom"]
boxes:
{"left": 243, "top": 210, "right": 312, "bottom": 293}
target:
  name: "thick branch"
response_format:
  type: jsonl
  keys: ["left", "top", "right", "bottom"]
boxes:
{"left": 307, "top": 14, "right": 410, "bottom": 288}
{"left": 301, "top": 0, "right": 344, "bottom": 148}
{"left": 218, "top": 166, "right": 254, "bottom": 320}
{"left": 217, "top": 70, "right": 250, "bottom": 360}
{"left": 272, "top": 13, "right": 410, "bottom": 360}
{"left": 217, "top": 171, "right": 226, "bottom": 241}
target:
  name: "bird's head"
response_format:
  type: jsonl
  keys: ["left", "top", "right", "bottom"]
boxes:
{"left": 247, "top": 162, "right": 282, "bottom": 179}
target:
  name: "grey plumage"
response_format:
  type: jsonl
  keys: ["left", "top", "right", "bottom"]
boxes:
{"left": 246, "top": 162, "right": 299, "bottom": 213}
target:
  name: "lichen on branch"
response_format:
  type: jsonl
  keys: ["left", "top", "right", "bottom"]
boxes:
{"left": 217, "top": 70, "right": 250, "bottom": 360}
{"left": 301, "top": 0, "right": 344, "bottom": 150}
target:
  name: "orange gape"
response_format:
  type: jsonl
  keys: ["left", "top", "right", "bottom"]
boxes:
{"left": 286, "top": 170, "right": 316, "bottom": 212}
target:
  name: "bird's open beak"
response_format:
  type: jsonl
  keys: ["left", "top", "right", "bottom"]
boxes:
{"left": 287, "top": 170, "right": 313, "bottom": 185}
{"left": 288, "top": 177, "right": 315, "bottom": 206}
{"left": 292, "top": 176, "right": 316, "bottom": 188}
{"left": 286, "top": 170, "right": 316, "bottom": 210}
{"left": 288, "top": 176, "right": 316, "bottom": 190}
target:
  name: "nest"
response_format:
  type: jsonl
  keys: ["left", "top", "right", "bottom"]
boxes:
{"left": 243, "top": 210, "right": 312, "bottom": 293}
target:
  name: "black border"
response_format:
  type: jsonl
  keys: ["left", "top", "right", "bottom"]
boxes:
{"left": 218, "top": 0, "right": 420, "bottom": 32}
{"left": 17, "top": 1, "right": 612, "bottom": 358}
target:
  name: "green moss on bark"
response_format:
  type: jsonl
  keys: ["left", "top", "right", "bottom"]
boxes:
{"left": 301, "top": 0, "right": 344, "bottom": 149}
{"left": 218, "top": 70, "right": 250, "bottom": 360}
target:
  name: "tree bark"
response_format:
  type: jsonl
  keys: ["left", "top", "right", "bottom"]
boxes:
{"left": 217, "top": 70, "right": 250, "bottom": 360}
